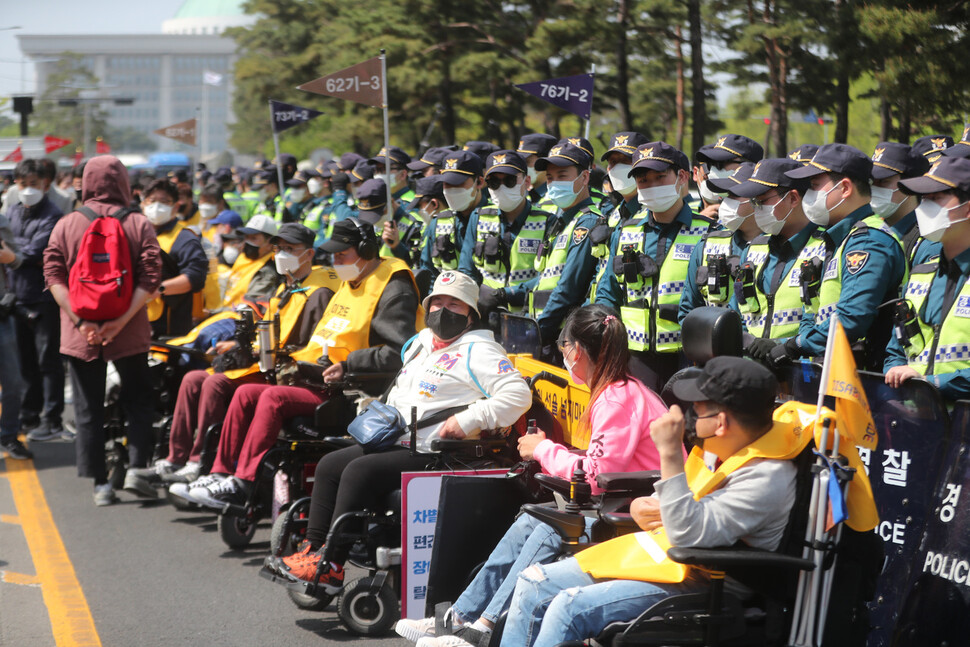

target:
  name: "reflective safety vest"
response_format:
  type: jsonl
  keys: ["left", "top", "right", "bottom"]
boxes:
{"left": 574, "top": 400, "right": 813, "bottom": 583}
{"left": 147, "top": 221, "right": 189, "bottom": 323}
{"left": 737, "top": 234, "right": 828, "bottom": 340}
{"left": 223, "top": 251, "right": 274, "bottom": 308}
{"left": 224, "top": 190, "right": 248, "bottom": 219}
{"left": 615, "top": 215, "right": 711, "bottom": 352}
{"left": 816, "top": 215, "right": 906, "bottom": 325}
{"left": 528, "top": 205, "right": 601, "bottom": 319}
{"left": 471, "top": 204, "right": 547, "bottom": 295}
{"left": 239, "top": 190, "right": 260, "bottom": 222}
{"left": 429, "top": 210, "right": 464, "bottom": 272}
{"left": 900, "top": 261, "right": 970, "bottom": 376}
{"left": 381, "top": 211, "right": 426, "bottom": 263}
{"left": 252, "top": 195, "right": 283, "bottom": 222}
{"left": 292, "top": 257, "right": 424, "bottom": 364}
{"left": 696, "top": 231, "right": 740, "bottom": 307}
{"left": 303, "top": 197, "right": 334, "bottom": 233}
{"left": 222, "top": 266, "right": 341, "bottom": 380}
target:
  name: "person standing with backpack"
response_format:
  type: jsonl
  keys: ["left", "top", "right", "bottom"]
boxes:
{"left": 43, "top": 156, "right": 163, "bottom": 507}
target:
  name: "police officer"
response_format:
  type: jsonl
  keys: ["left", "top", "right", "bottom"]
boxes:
{"left": 461, "top": 150, "right": 551, "bottom": 317}
{"left": 237, "top": 169, "right": 260, "bottom": 222}
{"left": 678, "top": 161, "right": 760, "bottom": 322}
{"left": 869, "top": 142, "right": 929, "bottom": 263}
{"left": 302, "top": 168, "right": 334, "bottom": 246}
{"left": 250, "top": 169, "right": 284, "bottom": 222}
{"left": 718, "top": 159, "right": 821, "bottom": 360}
{"left": 406, "top": 146, "right": 450, "bottom": 179}
{"left": 328, "top": 153, "right": 368, "bottom": 224}
{"left": 282, "top": 170, "right": 314, "bottom": 224}
{"left": 463, "top": 141, "right": 501, "bottom": 165}
{"left": 369, "top": 146, "right": 416, "bottom": 217}
{"left": 516, "top": 133, "right": 558, "bottom": 204}
{"left": 553, "top": 136, "right": 614, "bottom": 217}
{"left": 885, "top": 156, "right": 970, "bottom": 400}
{"left": 912, "top": 135, "right": 953, "bottom": 164}
{"left": 768, "top": 143, "right": 907, "bottom": 370}
{"left": 352, "top": 178, "right": 390, "bottom": 228}
{"left": 943, "top": 124, "right": 970, "bottom": 159}
{"left": 693, "top": 134, "right": 764, "bottom": 218}
{"left": 383, "top": 174, "right": 445, "bottom": 268}
{"left": 787, "top": 144, "right": 819, "bottom": 166}
{"left": 595, "top": 141, "right": 713, "bottom": 390}
{"left": 216, "top": 167, "right": 248, "bottom": 220}
{"left": 419, "top": 150, "right": 485, "bottom": 277}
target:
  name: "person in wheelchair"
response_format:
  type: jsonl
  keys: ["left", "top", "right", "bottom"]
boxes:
{"left": 174, "top": 218, "right": 423, "bottom": 508}
{"left": 268, "top": 271, "right": 532, "bottom": 592}
{"left": 485, "top": 357, "right": 795, "bottom": 647}
{"left": 396, "top": 304, "right": 669, "bottom": 646}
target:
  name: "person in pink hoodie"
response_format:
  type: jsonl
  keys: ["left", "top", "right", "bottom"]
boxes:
{"left": 396, "top": 304, "right": 669, "bottom": 646}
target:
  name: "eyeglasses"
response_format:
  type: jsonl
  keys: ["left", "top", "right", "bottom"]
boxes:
{"left": 556, "top": 336, "right": 573, "bottom": 354}
{"left": 486, "top": 175, "right": 520, "bottom": 190}
{"left": 751, "top": 190, "right": 790, "bottom": 208}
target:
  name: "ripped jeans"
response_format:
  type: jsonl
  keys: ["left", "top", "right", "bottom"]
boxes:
{"left": 500, "top": 556, "right": 702, "bottom": 647}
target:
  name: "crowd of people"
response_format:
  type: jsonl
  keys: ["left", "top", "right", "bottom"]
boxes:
{"left": 1, "top": 122, "right": 968, "bottom": 644}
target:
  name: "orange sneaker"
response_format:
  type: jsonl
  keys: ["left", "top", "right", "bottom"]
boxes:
{"left": 286, "top": 556, "right": 345, "bottom": 593}
{"left": 281, "top": 542, "right": 315, "bottom": 570}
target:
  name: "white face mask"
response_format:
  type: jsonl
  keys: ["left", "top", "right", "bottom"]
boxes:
{"left": 257, "top": 188, "right": 269, "bottom": 202}
{"left": 753, "top": 192, "right": 793, "bottom": 236}
{"left": 307, "top": 178, "right": 324, "bottom": 195}
{"left": 608, "top": 164, "right": 637, "bottom": 196}
{"left": 802, "top": 182, "right": 846, "bottom": 226}
{"left": 638, "top": 181, "right": 682, "bottom": 214}
{"left": 144, "top": 202, "right": 175, "bottom": 226}
{"left": 418, "top": 202, "right": 436, "bottom": 225}
{"left": 870, "top": 186, "right": 902, "bottom": 219}
{"left": 717, "top": 198, "right": 749, "bottom": 232}
{"left": 916, "top": 199, "right": 970, "bottom": 243}
{"left": 699, "top": 167, "right": 733, "bottom": 204}
{"left": 19, "top": 187, "right": 43, "bottom": 207}
{"left": 289, "top": 188, "right": 307, "bottom": 203}
{"left": 488, "top": 182, "right": 526, "bottom": 212}
{"left": 222, "top": 245, "right": 240, "bottom": 266}
{"left": 198, "top": 203, "right": 218, "bottom": 220}
{"left": 563, "top": 347, "right": 585, "bottom": 385}
{"left": 527, "top": 167, "right": 539, "bottom": 184}
{"left": 274, "top": 249, "right": 306, "bottom": 277}
{"left": 333, "top": 258, "right": 365, "bottom": 282}
{"left": 443, "top": 185, "right": 476, "bottom": 212}
{"left": 374, "top": 173, "right": 394, "bottom": 191}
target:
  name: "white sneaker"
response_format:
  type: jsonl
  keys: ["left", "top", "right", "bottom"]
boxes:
{"left": 161, "top": 461, "right": 201, "bottom": 484}
{"left": 170, "top": 474, "right": 225, "bottom": 504}
{"left": 192, "top": 476, "right": 244, "bottom": 510}
{"left": 416, "top": 636, "right": 476, "bottom": 647}
{"left": 396, "top": 616, "right": 438, "bottom": 643}
{"left": 127, "top": 460, "right": 180, "bottom": 483}
{"left": 93, "top": 483, "right": 117, "bottom": 507}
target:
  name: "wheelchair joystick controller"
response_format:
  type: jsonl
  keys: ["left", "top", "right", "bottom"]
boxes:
{"left": 566, "top": 459, "right": 587, "bottom": 513}
{"left": 526, "top": 418, "right": 538, "bottom": 436}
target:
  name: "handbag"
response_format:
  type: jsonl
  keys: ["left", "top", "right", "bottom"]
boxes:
{"left": 347, "top": 400, "right": 407, "bottom": 453}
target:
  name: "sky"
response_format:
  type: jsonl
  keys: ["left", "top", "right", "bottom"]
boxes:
{"left": 0, "top": 0, "right": 186, "bottom": 113}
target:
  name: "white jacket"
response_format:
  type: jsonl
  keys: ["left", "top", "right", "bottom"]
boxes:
{"left": 387, "top": 328, "right": 532, "bottom": 453}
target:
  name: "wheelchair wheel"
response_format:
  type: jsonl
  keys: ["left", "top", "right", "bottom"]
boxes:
{"left": 338, "top": 576, "right": 398, "bottom": 636}
{"left": 268, "top": 513, "right": 332, "bottom": 611}
{"left": 218, "top": 512, "right": 257, "bottom": 549}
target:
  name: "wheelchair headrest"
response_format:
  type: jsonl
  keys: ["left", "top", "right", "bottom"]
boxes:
{"left": 680, "top": 307, "right": 743, "bottom": 366}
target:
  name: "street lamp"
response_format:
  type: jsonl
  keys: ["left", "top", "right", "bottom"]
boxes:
{"left": 57, "top": 95, "right": 136, "bottom": 157}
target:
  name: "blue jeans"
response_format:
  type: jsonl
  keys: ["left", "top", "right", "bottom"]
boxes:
{"left": 0, "top": 316, "right": 23, "bottom": 442}
{"left": 501, "top": 557, "right": 702, "bottom": 647}
{"left": 453, "top": 512, "right": 595, "bottom": 624}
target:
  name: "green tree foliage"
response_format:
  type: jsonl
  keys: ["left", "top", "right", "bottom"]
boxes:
{"left": 30, "top": 54, "right": 108, "bottom": 151}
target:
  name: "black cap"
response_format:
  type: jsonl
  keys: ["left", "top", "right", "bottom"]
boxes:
{"left": 285, "top": 169, "right": 313, "bottom": 187}
{"left": 695, "top": 134, "right": 764, "bottom": 165}
{"left": 368, "top": 145, "right": 411, "bottom": 168}
{"left": 787, "top": 144, "right": 819, "bottom": 164}
{"left": 944, "top": 125, "right": 970, "bottom": 159}
{"left": 784, "top": 143, "right": 873, "bottom": 182}
{"left": 486, "top": 150, "right": 528, "bottom": 176}
{"left": 870, "top": 142, "right": 929, "bottom": 180}
{"left": 630, "top": 141, "right": 690, "bottom": 175}
{"left": 730, "top": 158, "right": 810, "bottom": 198}
{"left": 406, "top": 147, "right": 449, "bottom": 172}
{"left": 251, "top": 169, "right": 278, "bottom": 187}
{"left": 350, "top": 159, "right": 375, "bottom": 182}
{"left": 671, "top": 356, "right": 777, "bottom": 414}
{"left": 913, "top": 135, "right": 953, "bottom": 163}
{"left": 534, "top": 142, "right": 593, "bottom": 171}
{"left": 270, "top": 223, "right": 315, "bottom": 247}
{"left": 321, "top": 218, "right": 375, "bottom": 253}
{"left": 214, "top": 166, "right": 232, "bottom": 184}
{"left": 440, "top": 150, "right": 485, "bottom": 185}
{"left": 899, "top": 157, "right": 970, "bottom": 196}
{"left": 339, "top": 152, "right": 365, "bottom": 171}
{"left": 600, "top": 131, "right": 650, "bottom": 161}
{"left": 354, "top": 178, "right": 388, "bottom": 224}
{"left": 706, "top": 162, "right": 756, "bottom": 195}
{"left": 516, "top": 133, "right": 558, "bottom": 158}
{"left": 407, "top": 175, "right": 446, "bottom": 211}
{"left": 462, "top": 141, "right": 501, "bottom": 163}
{"left": 277, "top": 153, "right": 297, "bottom": 168}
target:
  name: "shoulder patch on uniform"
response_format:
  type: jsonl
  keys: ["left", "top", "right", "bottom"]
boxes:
{"left": 845, "top": 251, "right": 870, "bottom": 274}
{"left": 572, "top": 227, "right": 589, "bottom": 245}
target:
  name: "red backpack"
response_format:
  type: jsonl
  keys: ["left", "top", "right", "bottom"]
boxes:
{"left": 69, "top": 206, "right": 135, "bottom": 321}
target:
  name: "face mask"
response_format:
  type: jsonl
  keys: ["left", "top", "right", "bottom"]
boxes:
{"left": 333, "top": 258, "right": 365, "bottom": 282}
{"left": 223, "top": 245, "right": 240, "bottom": 265}
{"left": 426, "top": 307, "right": 469, "bottom": 341}
{"left": 546, "top": 175, "right": 583, "bottom": 209}
{"left": 753, "top": 192, "right": 793, "bottom": 236}
{"left": 243, "top": 242, "right": 262, "bottom": 260}
{"left": 527, "top": 167, "right": 539, "bottom": 184}
{"left": 144, "top": 202, "right": 174, "bottom": 226}
{"left": 443, "top": 185, "right": 476, "bottom": 212}
{"left": 418, "top": 202, "right": 435, "bottom": 225}
{"left": 307, "top": 178, "right": 324, "bottom": 195}
{"left": 258, "top": 188, "right": 269, "bottom": 202}
{"left": 608, "top": 164, "right": 636, "bottom": 195}
{"left": 638, "top": 181, "right": 682, "bottom": 213}
{"left": 489, "top": 183, "right": 526, "bottom": 212}
{"left": 19, "top": 187, "right": 43, "bottom": 207}
{"left": 717, "top": 198, "right": 749, "bottom": 232}
{"left": 802, "top": 183, "right": 845, "bottom": 226}
{"left": 699, "top": 167, "right": 732, "bottom": 204}
{"left": 374, "top": 173, "right": 393, "bottom": 191}
{"left": 198, "top": 203, "right": 218, "bottom": 220}
{"left": 871, "top": 186, "right": 902, "bottom": 219}
{"left": 916, "top": 199, "right": 970, "bottom": 243}
{"left": 274, "top": 250, "right": 306, "bottom": 277}
{"left": 289, "top": 188, "right": 307, "bottom": 203}
{"left": 563, "top": 350, "right": 585, "bottom": 385}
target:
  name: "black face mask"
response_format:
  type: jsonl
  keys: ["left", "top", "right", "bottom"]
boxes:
{"left": 426, "top": 307, "right": 469, "bottom": 341}
{"left": 243, "top": 242, "right": 262, "bottom": 260}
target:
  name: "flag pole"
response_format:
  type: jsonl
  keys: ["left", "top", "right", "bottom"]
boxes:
{"left": 583, "top": 64, "right": 595, "bottom": 139}
{"left": 269, "top": 101, "right": 286, "bottom": 211}
{"left": 380, "top": 49, "right": 393, "bottom": 226}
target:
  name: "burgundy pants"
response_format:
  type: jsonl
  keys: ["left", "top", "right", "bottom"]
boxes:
{"left": 211, "top": 384, "right": 328, "bottom": 482}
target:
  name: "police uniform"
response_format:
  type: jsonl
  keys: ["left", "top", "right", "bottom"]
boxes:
{"left": 419, "top": 150, "right": 485, "bottom": 277}
{"left": 516, "top": 134, "right": 558, "bottom": 204}
{"left": 250, "top": 169, "right": 284, "bottom": 222}
{"left": 869, "top": 142, "right": 929, "bottom": 266}
{"left": 329, "top": 158, "right": 374, "bottom": 224}
{"left": 695, "top": 134, "right": 764, "bottom": 211}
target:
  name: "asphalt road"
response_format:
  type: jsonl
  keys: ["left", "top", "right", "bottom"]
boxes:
{"left": 0, "top": 437, "right": 412, "bottom": 647}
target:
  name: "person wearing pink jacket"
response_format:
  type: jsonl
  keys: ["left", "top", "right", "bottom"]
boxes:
{"left": 396, "top": 304, "right": 669, "bottom": 646}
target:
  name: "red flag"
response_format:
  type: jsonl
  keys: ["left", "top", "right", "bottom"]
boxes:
{"left": 72, "top": 147, "right": 83, "bottom": 168}
{"left": 95, "top": 137, "right": 110, "bottom": 154}
{"left": 297, "top": 57, "right": 383, "bottom": 108}
{"left": 2, "top": 146, "right": 23, "bottom": 163}
{"left": 44, "top": 135, "right": 72, "bottom": 154}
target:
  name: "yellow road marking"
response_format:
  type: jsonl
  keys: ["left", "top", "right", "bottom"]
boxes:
{"left": 4, "top": 459, "right": 102, "bottom": 646}
{"left": 3, "top": 570, "right": 41, "bottom": 586}
{"left": 1, "top": 513, "right": 21, "bottom": 524}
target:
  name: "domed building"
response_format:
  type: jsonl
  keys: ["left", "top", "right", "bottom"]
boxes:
{"left": 163, "top": 0, "right": 256, "bottom": 35}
